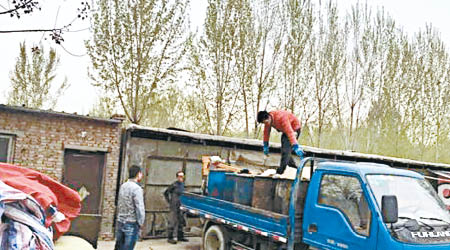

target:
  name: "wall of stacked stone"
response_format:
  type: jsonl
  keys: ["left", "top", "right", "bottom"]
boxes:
{"left": 0, "top": 109, "right": 122, "bottom": 240}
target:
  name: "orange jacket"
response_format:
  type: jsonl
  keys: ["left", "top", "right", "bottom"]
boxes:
{"left": 263, "top": 110, "right": 301, "bottom": 146}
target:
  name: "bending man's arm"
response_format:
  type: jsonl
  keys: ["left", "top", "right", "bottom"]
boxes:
{"left": 263, "top": 123, "right": 272, "bottom": 143}
{"left": 263, "top": 124, "right": 271, "bottom": 155}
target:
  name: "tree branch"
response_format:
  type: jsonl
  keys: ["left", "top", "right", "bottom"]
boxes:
{"left": 0, "top": 28, "right": 61, "bottom": 33}
{"left": 0, "top": 0, "right": 34, "bottom": 15}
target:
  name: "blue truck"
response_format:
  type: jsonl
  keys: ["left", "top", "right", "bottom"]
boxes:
{"left": 180, "top": 157, "right": 450, "bottom": 249}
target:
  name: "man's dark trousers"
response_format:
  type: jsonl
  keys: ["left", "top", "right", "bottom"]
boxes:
{"left": 277, "top": 132, "right": 299, "bottom": 174}
{"left": 168, "top": 207, "right": 185, "bottom": 240}
{"left": 165, "top": 180, "right": 186, "bottom": 241}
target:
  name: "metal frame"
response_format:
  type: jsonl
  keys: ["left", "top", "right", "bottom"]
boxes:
{"left": 127, "top": 124, "right": 450, "bottom": 171}
{"left": 62, "top": 148, "right": 108, "bottom": 215}
{"left": 142, "top": 155, "right": 203, "bottom": 239}
{"left": 61, "top": 148, "right": 107, "bottom": 248}
{"left": 0, "top": 133, "right": 15, "bottom": 163}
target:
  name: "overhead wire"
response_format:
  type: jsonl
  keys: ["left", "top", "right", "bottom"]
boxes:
{"left": 59, "top": 44, "right": 87, "bottom": 57}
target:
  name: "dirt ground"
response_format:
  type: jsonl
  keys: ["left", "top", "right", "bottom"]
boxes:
{"left": 96, "top": 237, "right": 201, "bottom": 250}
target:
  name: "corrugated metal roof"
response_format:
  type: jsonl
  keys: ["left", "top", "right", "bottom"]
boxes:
{"left": 127, "top": 124, "right": 450, "bottom": 170}
{"left": 0, "top": 104, "right": 122, "bottom": 124}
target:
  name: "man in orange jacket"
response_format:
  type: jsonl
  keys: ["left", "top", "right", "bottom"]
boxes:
{"left": 257, "top": 110, "right": 305, "bottom": 174}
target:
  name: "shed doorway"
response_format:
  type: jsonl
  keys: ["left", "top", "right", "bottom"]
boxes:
{"left": 62, "top": 149, "right": 106, "bottom": 248}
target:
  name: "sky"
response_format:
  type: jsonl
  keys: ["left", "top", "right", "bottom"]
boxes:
{"left": 0, "top": 0, "right": 449, "bottom": 115}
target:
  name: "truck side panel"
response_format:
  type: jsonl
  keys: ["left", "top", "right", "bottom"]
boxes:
{"left": 181, "top": 192, "right": 289, "bottom": 241}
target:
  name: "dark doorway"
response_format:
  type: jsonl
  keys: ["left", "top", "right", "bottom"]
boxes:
{"left": 62, "top": 149, "right": 105, "bottom": 248}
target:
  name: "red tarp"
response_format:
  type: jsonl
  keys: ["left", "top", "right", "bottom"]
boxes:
{"left": 0, "top": 163, "right": 81, "bottom": 238}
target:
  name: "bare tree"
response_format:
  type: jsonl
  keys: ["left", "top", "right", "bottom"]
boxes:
{"left": 275, "top": 0, "right": 316, "bottom": 144}
{"left": 8, "top": 42, "right": 68, "bottom": 109}
{"left": 232, "top": 0, "right": 257, "bottom": 138}
{"left": 309, "top": 1, "right": 346, "bottom": 147}
{"left": 224, "top": 0, "right": 285, "bottom": 138}
{"left": 189, "top": 0, "right": 245, "bottom": 135}
{"left": 363, "top": 10, "right": 404, "bottom": 154}
{"left": 247, "top": 0, "right": 285, "bottom": 138}
{"left": 339, "top": 3, "right": 378, "bottom": 150}
{"left": 86, "top": 0, "right": 190, "bottom": 124}
{"left": 409, "top": 26, "right": 450, "bottom": 161}
{"left": 279, "top": 0, "right": 313, "bottom": 113}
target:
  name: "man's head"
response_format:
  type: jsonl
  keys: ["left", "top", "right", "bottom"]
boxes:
{"left": 257, "top": 111, "right": 271, "bottom": 125}
{"left": 176, "top": 171, "right": 185, "bottom": 182}
{"left": 129, "top": 165, "right": 143, "bottom": 182}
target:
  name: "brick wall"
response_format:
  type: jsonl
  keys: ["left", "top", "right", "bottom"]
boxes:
{"left": 0, "top": 108, "right": 122, "bottom": 240}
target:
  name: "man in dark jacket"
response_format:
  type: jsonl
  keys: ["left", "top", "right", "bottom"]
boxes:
{"left": 257, "top": 110, "right": 305, "bottom": 175}
{"left": 164, "top": 171, "right": 188, "bottom": 244}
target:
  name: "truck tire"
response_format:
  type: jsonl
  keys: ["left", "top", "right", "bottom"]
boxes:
{"left": 203, "top": 225, "right": 229, "bottom": 250}
{"left": 294, "top": 242, "right": 310, "bottom": 250}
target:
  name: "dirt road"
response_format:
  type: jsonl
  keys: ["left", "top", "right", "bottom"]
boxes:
{"left": 97, "top": 237, "right": 201, "bottom": 250}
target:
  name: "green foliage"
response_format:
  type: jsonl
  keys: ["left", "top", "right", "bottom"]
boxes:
{"left": 188, "top": 0, "right": 246, "bottom": 135}
{"left": 188, "top": 0, "right": 286, "bottom": 137}
{"left": 88, "top": 94, "right": 117, "bottom": 119}
{"left": 86, "top": 0, "right": 190, "bottom": 124}
{"left": 7, "top": 42, "right": 68, "bottom": 109}
{"left": 240, "top": 1, "right": 450, "bottom": 164}
{"left": 279, "top": 0, "right": 314, "bottom": 116}
{"left": 141, "top": 86, "right": 192, "bottom": 129}
{"left": 89, "top": 0, "right": 450, "bottom": 164}
{"left": 248, "top": 0, "right": 285, "bottom": 137}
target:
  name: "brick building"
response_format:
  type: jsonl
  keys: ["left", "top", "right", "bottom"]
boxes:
{"left": 0, "top": 104, "right": 123, "bottom": 245}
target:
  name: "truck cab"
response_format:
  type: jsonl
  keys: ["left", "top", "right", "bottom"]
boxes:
{"left": 299, "top": 159, "right": 450, "bottom": 249}
{"left": 181, "top": 157, "right": 450, "bottom": 250}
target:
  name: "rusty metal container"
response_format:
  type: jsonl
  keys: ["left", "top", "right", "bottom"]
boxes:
{"left": 207, "top": 170, "right": 234, "bottom": 201}
{"left": 223, "top": 173, "right": 235, "bottom": 202}
{"left": 230, "top": 174, "right": 254, "bottom": 206}
{"left": 273, "top": 178, "right": 293, "bottom": 215}
{"left": 251, "top": 176, "right": 276, "bottom": 211}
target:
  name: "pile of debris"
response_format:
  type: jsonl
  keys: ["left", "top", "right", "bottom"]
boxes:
{"left": 202, "top": 155, "right": 298, "bottom": 180}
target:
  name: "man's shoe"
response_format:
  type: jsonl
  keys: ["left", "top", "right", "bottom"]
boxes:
{"left": 167, "top": 239, "right": 177, "bottom": 244}
{"left": 178, "top": 238, "right": 189, "bottom": 242}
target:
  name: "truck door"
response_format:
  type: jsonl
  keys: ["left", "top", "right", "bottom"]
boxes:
{"left": 302, "top": 172, "right": 378, "bottom": 249}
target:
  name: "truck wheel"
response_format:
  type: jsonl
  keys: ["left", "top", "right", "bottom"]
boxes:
{"left": 294, "top": 242, "right": 310, "bottom": 250}
{"left": 203, "top": 225, "right": 228, "bottom": 250}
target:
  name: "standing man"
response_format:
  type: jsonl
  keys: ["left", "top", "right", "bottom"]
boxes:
{"left": 257, "top": 110, "right": 305, "bottom": 175}
{"left": 164, "top": 171, "right": 188, "bottom": 244}
{"left": 115, "top": 165, "right": 145, "bottom": 250}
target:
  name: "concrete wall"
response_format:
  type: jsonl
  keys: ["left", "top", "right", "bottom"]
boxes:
{"left": 0, "top": 107, "right": 122, "bottom": 240}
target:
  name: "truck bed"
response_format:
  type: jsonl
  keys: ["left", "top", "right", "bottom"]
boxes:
{"left": 181, "top": 192, "right": 289, "bottom": 243}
